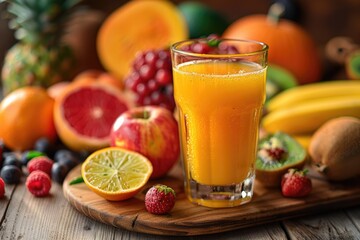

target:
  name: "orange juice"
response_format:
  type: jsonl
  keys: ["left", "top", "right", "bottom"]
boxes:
{"left": 173, "top": 60, "right": 266, "bottom": 186}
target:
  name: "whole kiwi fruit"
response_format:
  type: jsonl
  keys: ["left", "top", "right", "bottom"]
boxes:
{"left": 309, "top": 116, "right": 360, "bottom": 181}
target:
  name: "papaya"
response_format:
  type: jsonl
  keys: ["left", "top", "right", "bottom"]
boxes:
{"left": 97, "top": 0, "right": 188, "bottom": 80}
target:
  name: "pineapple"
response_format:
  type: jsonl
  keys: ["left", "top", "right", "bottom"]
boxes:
{"left": 1, "top": 0, "right": 81, "bottom": 95}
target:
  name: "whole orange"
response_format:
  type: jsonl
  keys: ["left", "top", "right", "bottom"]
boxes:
{"left": 0, "top": 87, "right": 56, "bottom": 151}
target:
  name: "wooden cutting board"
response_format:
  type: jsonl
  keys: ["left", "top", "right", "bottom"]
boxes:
{"left": 63, "top": 162, "right": 360, "bottom": 236}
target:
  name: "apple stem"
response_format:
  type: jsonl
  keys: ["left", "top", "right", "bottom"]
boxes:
{"left": 267, "top": 2, "right": 285, "bottom": 25}
{"left": 132, "top": 110, "right": 151, "bottom": 119}
{"left": 143, "top": 110, "right": 150, "bottom": 119}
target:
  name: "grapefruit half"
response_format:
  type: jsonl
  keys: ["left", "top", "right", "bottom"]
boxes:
{"left": 54, "top": 82, "right": 131, "bottom": 152}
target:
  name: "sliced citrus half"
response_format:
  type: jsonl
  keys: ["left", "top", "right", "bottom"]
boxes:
{"left": 54, "top": 81, "right": 132, "bottom": 152}
{"left": 97, "top": 0, "right": 188, "bottom": 80}
{"left": 81, "top": 147, "right": 153, "bottom": 201}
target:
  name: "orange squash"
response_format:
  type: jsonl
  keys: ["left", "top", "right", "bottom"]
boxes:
{"left": 97, "top": 0, "right": 188, "bottom": 81}
{"left": 223, "top": 4, "right": 322, "bottom": 85}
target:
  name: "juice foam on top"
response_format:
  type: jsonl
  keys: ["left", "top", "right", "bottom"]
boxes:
{"left": 174, "top": 60, "right": 266, "bottom": 78}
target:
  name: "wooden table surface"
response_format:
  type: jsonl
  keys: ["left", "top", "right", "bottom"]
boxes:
{"left": 1, "top": 176, "right": 360, "bottom": 240}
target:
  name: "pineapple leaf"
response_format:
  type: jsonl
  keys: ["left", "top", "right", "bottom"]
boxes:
{"left": 7, "top": 3, "right": 34, "bottom": 22}
{"left": 3, "top": 0, "right": 83, "bottom": 44}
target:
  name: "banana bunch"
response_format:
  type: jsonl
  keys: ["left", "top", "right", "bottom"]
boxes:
{"left": 262, "top": 80, "right": 360, "bottom": 147}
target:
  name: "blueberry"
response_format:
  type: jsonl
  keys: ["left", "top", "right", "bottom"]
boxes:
{"left": 34, "top": 137, "right": 54, "bottom": 157}
{"left": 3, "top": 154, "right": 22, "bottom": 168}
{"left": 53, "top": 149, "right": 72, "bottom": 161}
{"left": 51, "top": 162, "right": 70, "bottom": 184}
{"left": 54, "top": 149, "right": 79, "bottom": 169}
{"left": 3, "top": 151, "right": 17, "bottom": 159}
{"left": 1, "top": 165, "right": 22, "bottom": 184}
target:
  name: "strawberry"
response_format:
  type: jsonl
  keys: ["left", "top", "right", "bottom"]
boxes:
{"left": 145, "top": 184, "right": 176, "bottom": 215}
{"left": 26, "top": 170, "right": 52, "bottom": 197}
{"left": 0, "top": 177, "right": 5, "bottom": 198}
{"left": 27, "top": 156, "right": 53, "bottom": 176}
{"left": 281, "top": 169, "right": 312, "bottom": 198}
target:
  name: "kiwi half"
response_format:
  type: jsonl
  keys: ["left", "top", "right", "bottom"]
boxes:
{"left": 256, "top": 132, "right": 307, "bottom": 187}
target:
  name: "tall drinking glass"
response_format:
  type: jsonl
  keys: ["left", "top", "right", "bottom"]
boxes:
{"left": 171, "top": 38, "right": 268, "bottom": 208}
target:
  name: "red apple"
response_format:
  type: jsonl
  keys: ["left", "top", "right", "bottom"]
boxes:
{"left": 110, "top": 106, "right": 180, "bottom": 179}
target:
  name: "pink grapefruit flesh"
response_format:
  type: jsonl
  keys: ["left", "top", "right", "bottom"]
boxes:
{"left": 62, "top": 87, "right": 128, "bottom": 138}
{"left": 54, "top": 83, "right": 130, "bottom": 151}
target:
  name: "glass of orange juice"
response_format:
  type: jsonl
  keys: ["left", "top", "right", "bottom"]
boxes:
{"left": 171, "top": 37, "right": 268, "bottom": 208}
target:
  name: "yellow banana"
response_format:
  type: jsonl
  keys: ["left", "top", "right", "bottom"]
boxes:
{"left": 267, "top": 80, "right": 360, "bottom": 112}
{"left": 262, "top": 95, "right": 360, "bottom": 135}
{"left": 292, "top": 134, "right": 312, "bottom": 151}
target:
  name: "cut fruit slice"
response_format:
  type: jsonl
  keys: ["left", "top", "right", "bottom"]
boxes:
{"left": 54, "top": 81, "right": 131, "bottom": 151}
{"left": 81, "top": 147, "right": 153, "bottom": 201}
{"left": 97, "top": 0, "right": 188, "bottom": 80}
{"left": 256, "top": 132, "right": 307, "bottom": 187}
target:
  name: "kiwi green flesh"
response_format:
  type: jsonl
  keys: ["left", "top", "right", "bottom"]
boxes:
{"left": 256, "top": 132, "right": 307, "bottom": 171}
{"left": 348, "top": 53, "right": 360, "bottom": 78}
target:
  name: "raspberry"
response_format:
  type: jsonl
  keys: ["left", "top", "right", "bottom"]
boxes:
{"left": 0, "top": 177, "right": 5, "bottom": 198}
{"left": 125, "top": 49, "right": 176, "bottom": 112}
{"left": 26, "top": 170, "right": 51, "bottom": 197}
{"left": 27, "top": 156, "right": 53, "bottom": 176}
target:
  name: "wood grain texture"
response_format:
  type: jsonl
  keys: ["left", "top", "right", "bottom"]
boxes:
{"left": 0, "top": 180, "right": 116, "bottom": 240}
{"left": 0, "top": 184, "right": 15, "bottom": 219}
{"left": 63, "top": 163, "right": 360, "bottom": 236}
{"left": 0, "top": 172, "right": 287, "bottom": 240}
{"left": 283, "top": 210, "right": 360, "bottom": 240}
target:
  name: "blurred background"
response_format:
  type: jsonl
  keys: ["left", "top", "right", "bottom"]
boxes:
{"left": 1, "top": 0, "right": 359, "bottom": 79}
{"left": 86, "top": 0, "right": 360, "bottom": 45}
